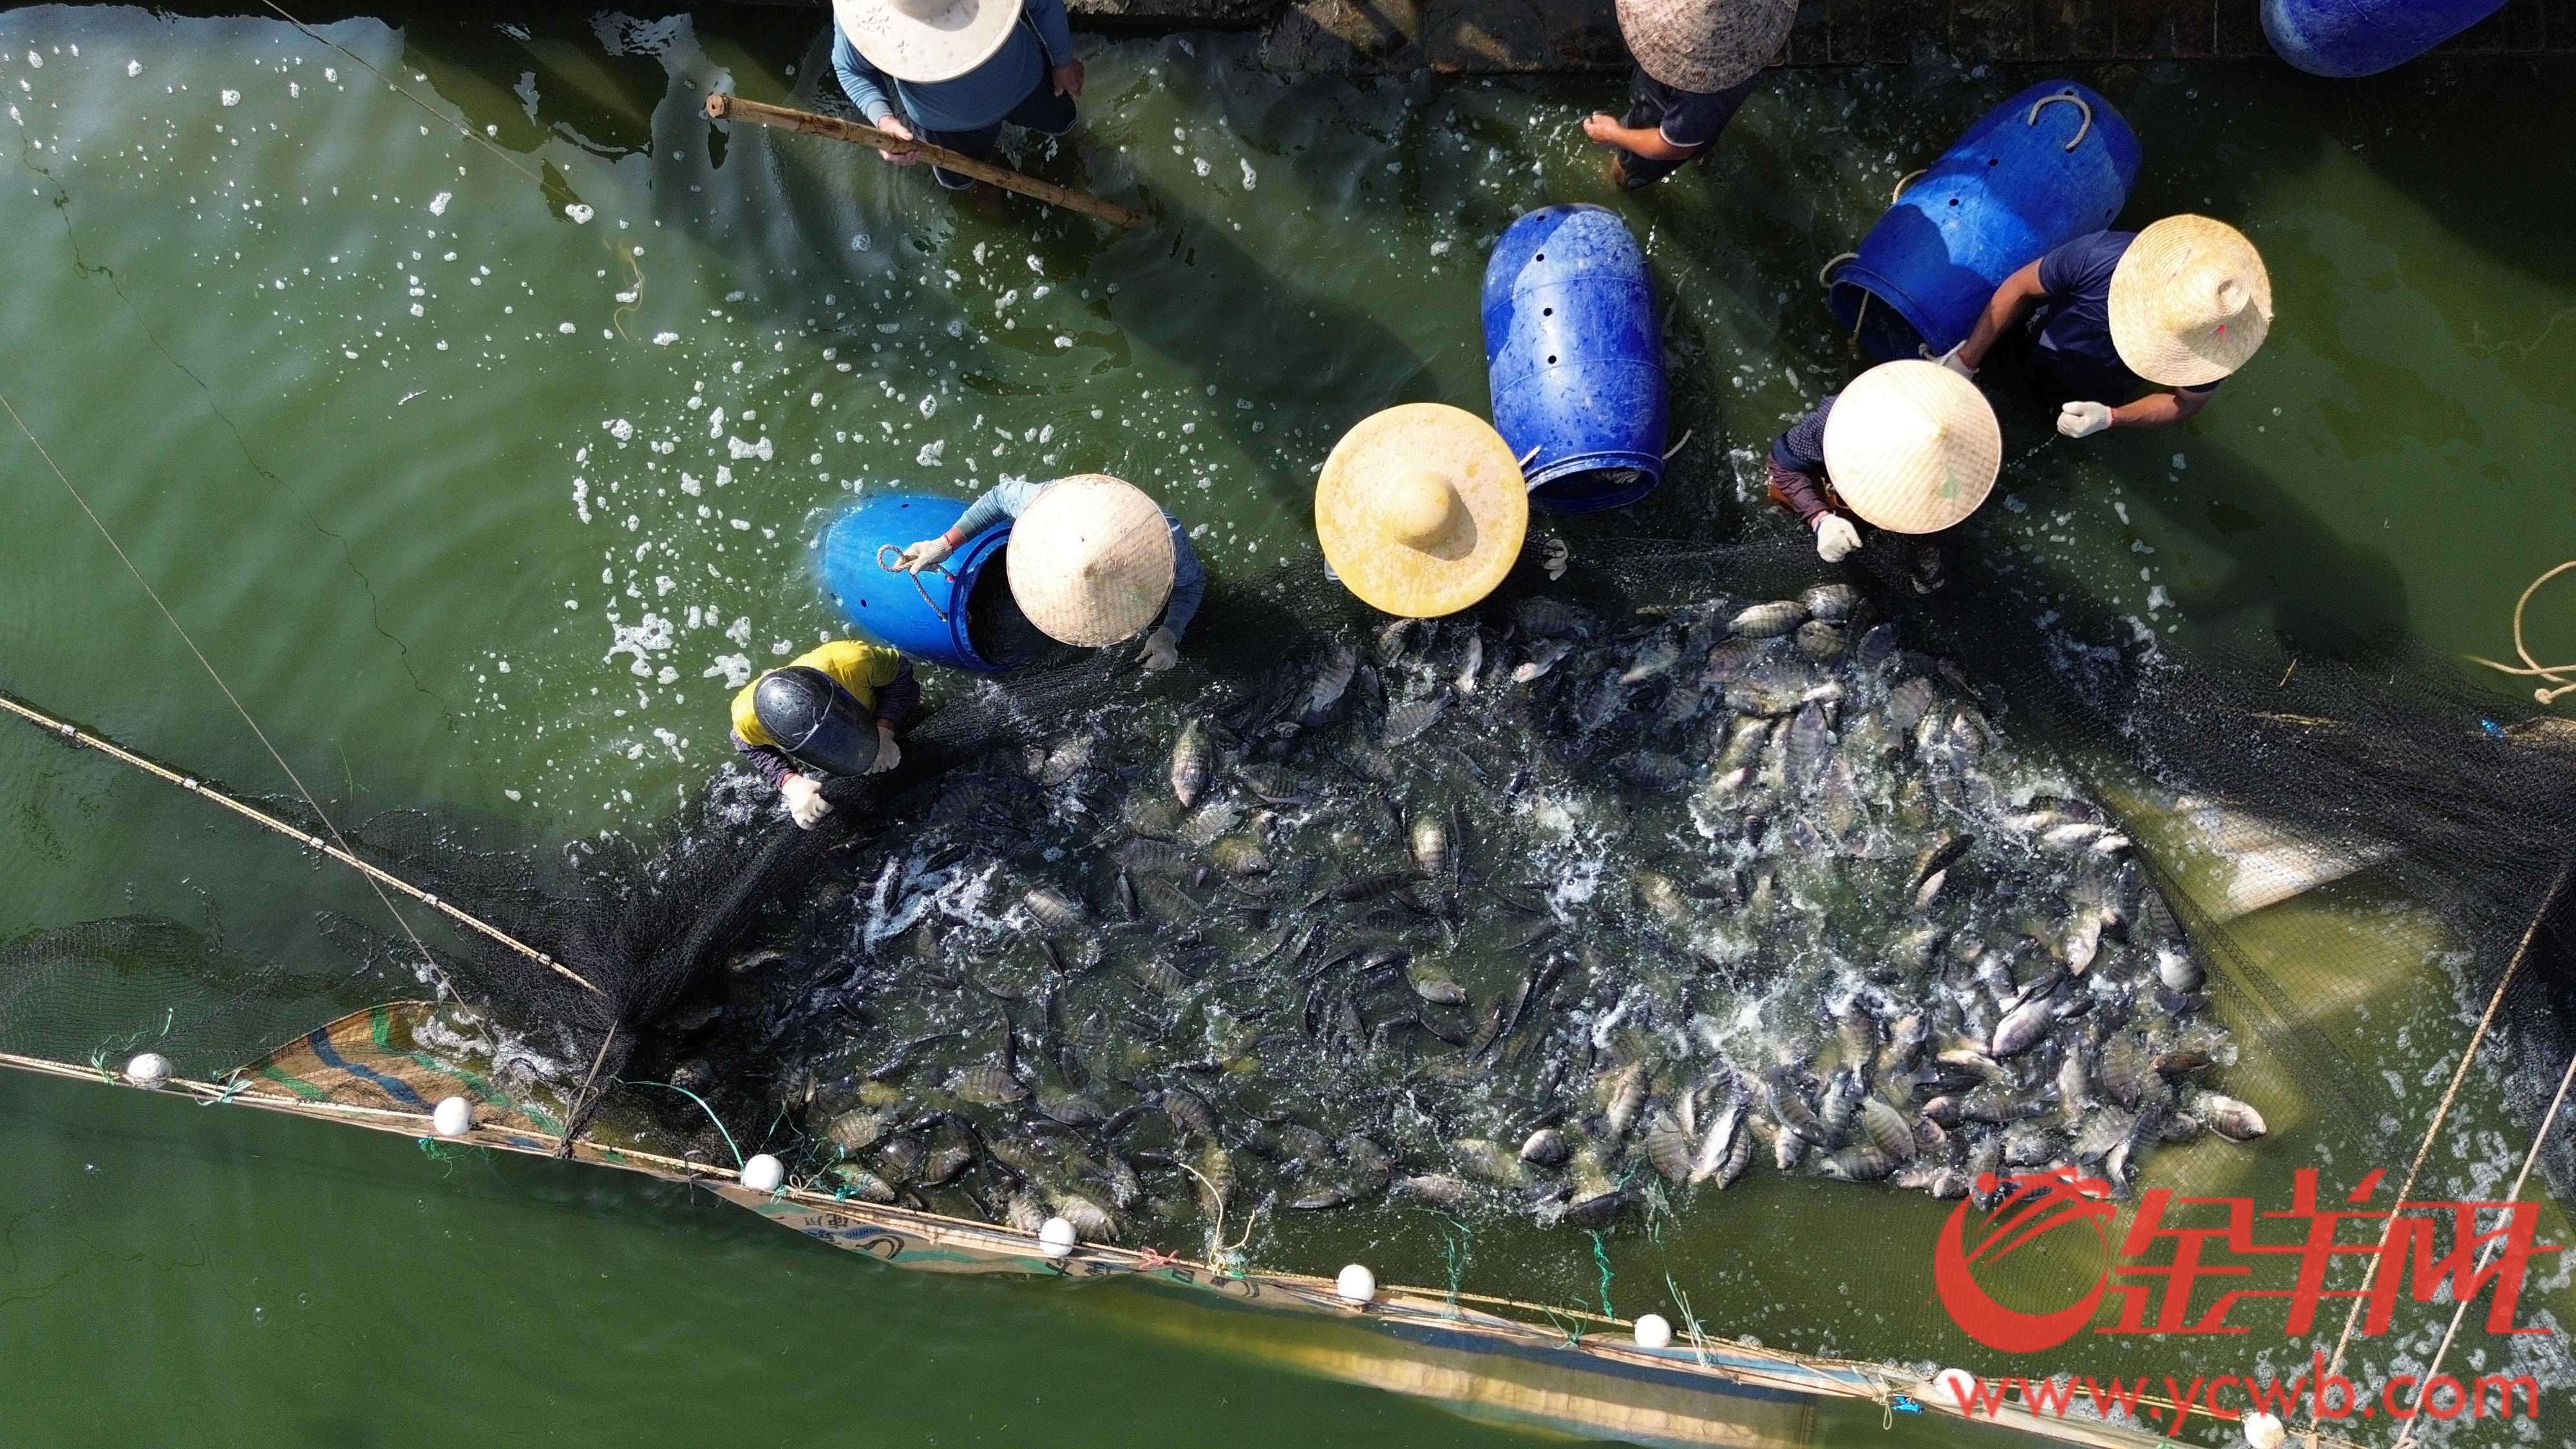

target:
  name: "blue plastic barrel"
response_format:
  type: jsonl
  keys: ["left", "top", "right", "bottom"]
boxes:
{"left": 1481, "top": 205, "right": 1668, "bottom": 514}
{"left": 2262, "top": 0, "right": 2507, "bottom": 77}
{"left": 1827, "top": 80, "right": 2140, "bottom": 362}
{"left": 818, "top": 493, "right": 1033, "bottom": 674}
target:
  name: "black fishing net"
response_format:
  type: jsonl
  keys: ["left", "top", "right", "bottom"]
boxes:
{"left": 9, "top": 500, "right": 2576, "bottom": 1439}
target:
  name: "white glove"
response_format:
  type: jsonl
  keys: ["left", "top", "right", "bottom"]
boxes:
{"left": 895, "top": 536, "right": 954, "bottom": 573}
{"left": 2056, "top": 401, "right": 2115, "bottom": 439}
{"left": 1136, "top": 625, "right": 1179, "bottom": 672}
{"left": 866, "top": 724, "right": 902, "bottom": 775}
{"left": 781, "top": 773, "right": 832, "bottom": 829}
{"left": 1813, "top": 513, "right": 1863, "bottom": 563}
{"left": 1934, "top": 344, "right": 1976, "bottom": 379}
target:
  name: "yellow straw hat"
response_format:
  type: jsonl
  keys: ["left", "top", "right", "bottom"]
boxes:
{"left": 1819, "top": 360, "right": 2001, "bottom": 535}
{"left": 832, "top": 0, "right": 1023, "bottom": 86}
{"left": 1316, "top": 404, "right": 1529, "bottom": 619}
{"left": 2107, "top": 215, "right": 2273, "bottom": 389}
{"left": 1005, "top": 474, "right": 1177, "bottom": 647}
{"left": 1613, "top": 0, "right": 1797, "bottom": 93}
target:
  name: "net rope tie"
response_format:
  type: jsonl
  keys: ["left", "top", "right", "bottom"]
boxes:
{"left": 2468, "top": 558, "right": 2576, "bottom": 705}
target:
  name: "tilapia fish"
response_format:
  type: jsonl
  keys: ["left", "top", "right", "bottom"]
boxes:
{"left": 724, "top": 586, "right": 2256, "bottom": 1252}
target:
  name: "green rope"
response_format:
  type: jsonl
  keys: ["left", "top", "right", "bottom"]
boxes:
{"left": 199, "top": 1072, "right": 251, "bottom": 1106}
{"left": 1663, "top": 1273, "right": 1710, "bottom": 1368}
{"left": 1435, "top": 1211, "right": 1472, "bottom": 1316}
{"left": 415, "top": 1137, "right": 468, "bottom": 1175}
{"left": 614, "top": 1076, "right": 746, "bottom": 1168}
{"left": 1588, "top": 1230, "right": 1616, "bottom": 1319}
{"left": 88, "top": 1009, "right": 175, "bottom": 1079}
{"left": 1535, "top": 1302, "right": 1587, "bottom": 1347}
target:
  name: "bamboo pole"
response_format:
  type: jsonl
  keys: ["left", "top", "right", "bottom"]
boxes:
{"left": 704, "top": 92, "right": 1149, "bottom": 230}
{"left": 0, "top": 690, "right": 601, "bottom": 995}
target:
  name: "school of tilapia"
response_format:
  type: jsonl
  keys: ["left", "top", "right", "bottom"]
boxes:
{"left": 704, "top": 583, "right": 2265, "bottom": 1253}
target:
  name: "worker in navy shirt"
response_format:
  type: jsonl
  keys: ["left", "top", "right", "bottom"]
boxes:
{"left": 1943, "top": 216, "right": 2272, "bottom": 437}
{"left": 829, "top": 0, "right": 1081, "bottom": 193}
{"left": 1582, "top": 0, "right": 1794, "bottom": 189}
{"left": 1764, "top": 361, "right": 2000, "bottom": 592}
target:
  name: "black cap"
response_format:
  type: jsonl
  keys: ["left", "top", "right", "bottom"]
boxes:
{"left": 751, "top": 667, "right": 874, "bottom": 777}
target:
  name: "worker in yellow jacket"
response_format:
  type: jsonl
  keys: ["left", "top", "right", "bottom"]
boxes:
{"left": 728, "top": 640, "right": 920, "bottom": 828}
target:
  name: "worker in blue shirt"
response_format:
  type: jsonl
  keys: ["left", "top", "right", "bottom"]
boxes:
{"left": 895, "top": 474, "right": 1204, "bottom": 672}
{"left": 829, "top": 0, "right": 1082, "bottom": 193}
{"left": 1582, "top": 0, "right": 1793, "bottom": 188}
{"left": 1940, "top": 215, "right": 2272, "bottom": 437}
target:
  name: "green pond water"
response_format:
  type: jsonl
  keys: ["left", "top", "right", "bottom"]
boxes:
{"left": 5, "top": 5, "right": 2576, "bottom": 1443}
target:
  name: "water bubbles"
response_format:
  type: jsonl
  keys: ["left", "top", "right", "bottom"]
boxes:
{"left": 556, "top": 321, "right": 576, "bottom": 334}
{"left": 429, "top": 191, "right": 451, "bottom": 216}
{"left": 220, "top": 88, "right": 239, "bottom": 106}
{"left": 124, "top": 59, "right": 140, "bottom": 77}
{"left": 916, "top": 440, "right": 946, "bottom": 466}
{"left": 1240, "top": 158, "right": 1258, "bottom": 191}
{"left": 917, "top": 393, "right": 938, "bottom": 419}
{"left": 564, "top": 203, "right": 594, "bottom": 224}
{"left": 605, "top": 419, "right": 634, "bottom": 442}
{"left": 851, "top": 232, "right": 872, "bottom": 252}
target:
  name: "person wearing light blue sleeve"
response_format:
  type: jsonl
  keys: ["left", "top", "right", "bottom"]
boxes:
{"left": 894, "top": 475, "right": 1204, "bottom": 672}
{"left": 829, "top": 0, "right": 1081, "bottom": 193}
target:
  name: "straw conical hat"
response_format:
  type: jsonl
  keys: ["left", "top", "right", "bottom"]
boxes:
{"left": 1819, "top": 361, "right": 2000, "bottom": 535}
{"left": 1614, "top": 0, "right": 1796, "bottom": 93}
{"left": 2107, "top": 216, "right": 2273, "bottom": 389}
{"left": 833, "top": 0, "right": 1023, "bottom": 85}
{"left": 1006, "top": 474, "right": 1177, "bottom": 647}
{"left": 1316, "top": 404, "right": 1529, "bottom": 619}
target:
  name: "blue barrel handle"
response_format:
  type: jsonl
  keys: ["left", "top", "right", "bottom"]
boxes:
{"left": 2026, "top": 92, "right": 2092, "bottom": 152}
{"left": 1823, "top": 79, "right": 2140, "bottom": 361}
{"left": 875, "top": 542, "right": 956, "bottom": 623}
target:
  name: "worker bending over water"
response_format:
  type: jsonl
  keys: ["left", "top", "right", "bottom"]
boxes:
{"left": 732, "top": 641, "right": 920, "bottom": 829}
{"left": 1940, "top": 215, "right": 2271, "bottom": 437}
{"left": 830, "top": 0, "right": 1081, "bottom": 192}
{"left": 1766, "top": 359, "right": 2001, "bottom": 591}
{"left": 897, "top": 473, "right": 1203, "bottom": 671}
{"left": 1582, "top": 0, "right": 1792, "bottom": 189}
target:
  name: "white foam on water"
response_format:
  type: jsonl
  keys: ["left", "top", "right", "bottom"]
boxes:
{"left": 428, "top": 190, "right": 450, "bottom": 215}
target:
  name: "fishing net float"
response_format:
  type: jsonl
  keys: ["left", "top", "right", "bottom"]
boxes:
{"left": 6, "top": 526, "right": 2570, "bottom": 1449}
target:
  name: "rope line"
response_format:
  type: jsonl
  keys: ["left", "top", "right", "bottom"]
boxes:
{"left": 0, "top": 392, "right": 465, "bottom": 1002}
{"left": 254, "top": 0, "right": 546, "bottom": 189}
{"left": 0, "top": 689, "right": 598, "bottom": 994}
{"left": 2300, "top": 858, "right": 2572, "bottom": 1447}
{"left": 2467, "top": 558, "right": 2576, "bottom": 705}
{"left": 2387, "top": 1041, "right": 2576, "bottom": 1448}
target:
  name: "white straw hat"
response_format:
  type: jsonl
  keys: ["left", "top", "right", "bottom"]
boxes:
{"left": 1613, "top": 0, "right": 1797, "bottom": 93}
{"left": 1819, "top": 361, "right": 2000, "bottom": 535}
{"left": 1316, "top": 404, "right": 1529, "bottom": 619}
{"left": 2108, "top": 215, "right": 2273, "bottom": 389}
{"left": 1007, "top": 475, "right": 1177, "bottom": 647}
{"left": 832, "top": 0, "right": 1024, "bottom": 86}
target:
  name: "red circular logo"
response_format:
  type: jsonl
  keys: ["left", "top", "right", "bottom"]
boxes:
{"left": 1934, "top": 1166, "right": 2119, "bottom": 1353}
